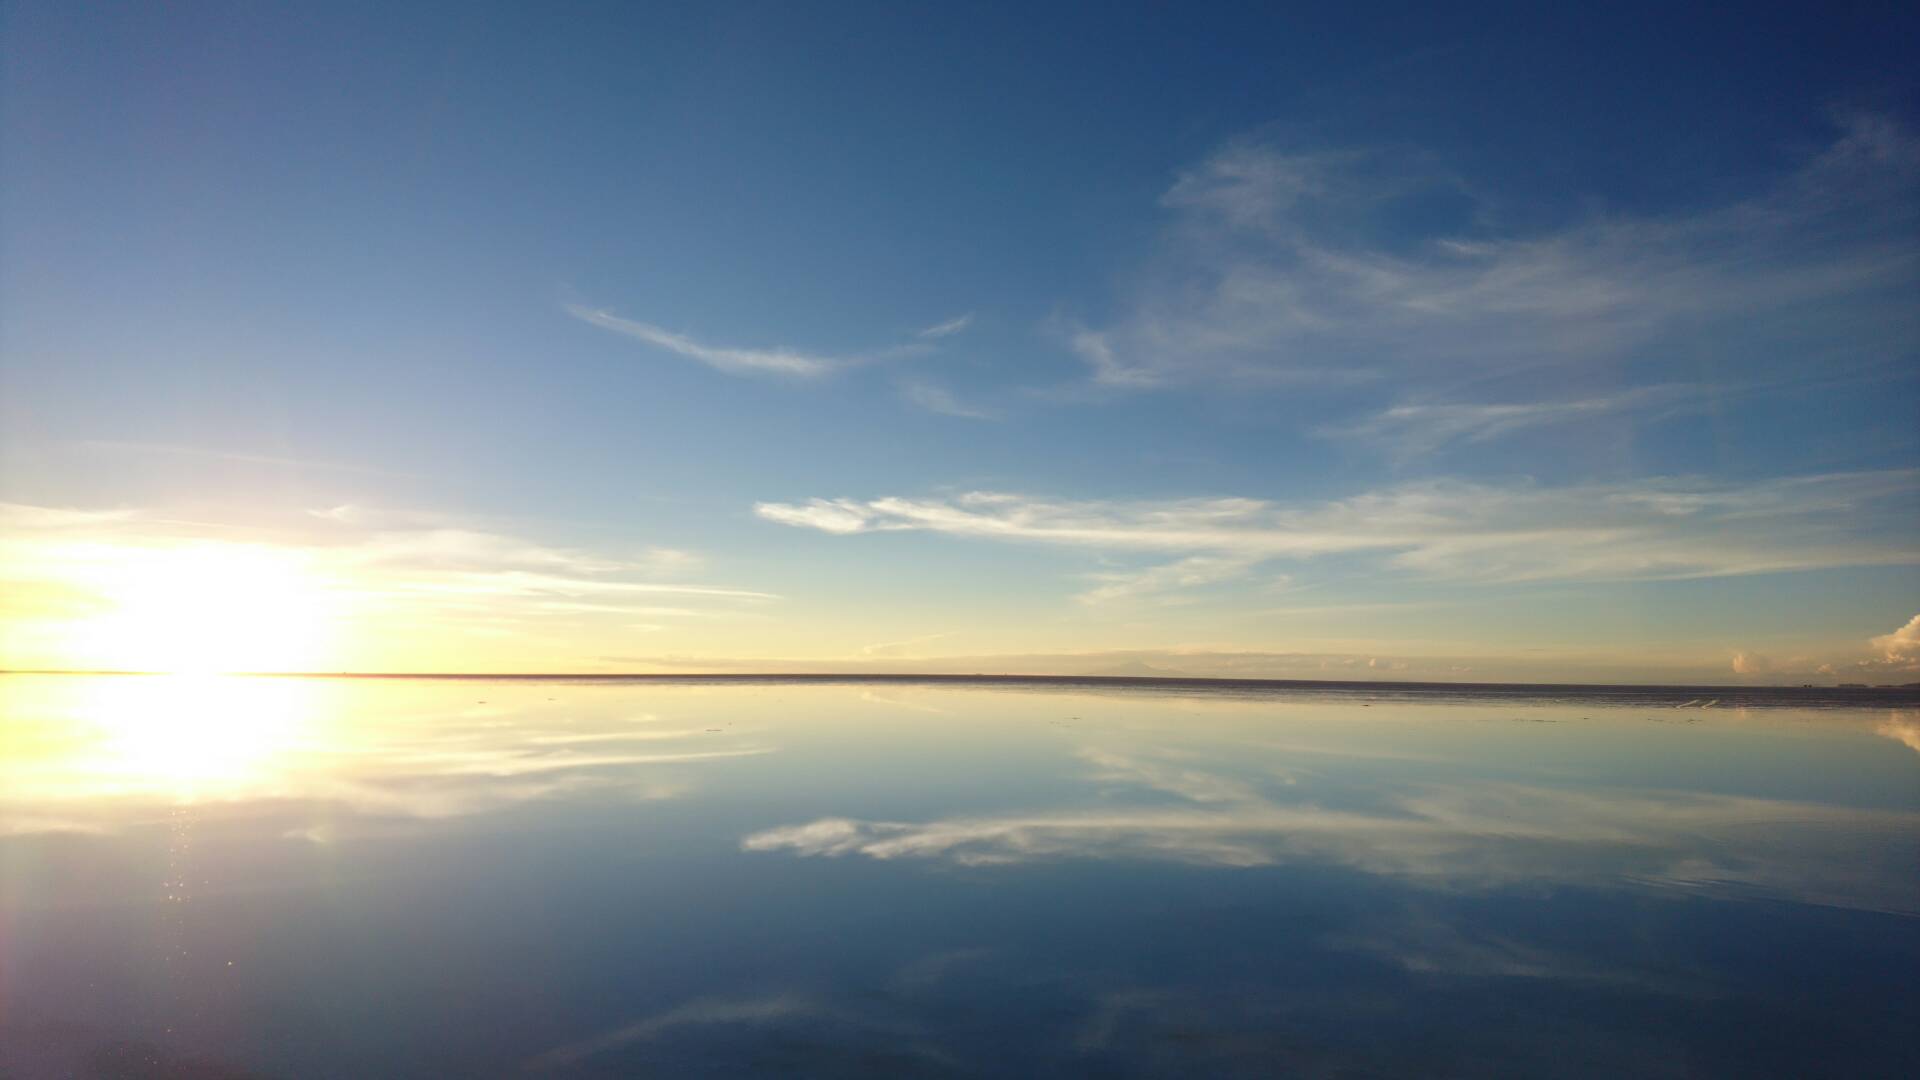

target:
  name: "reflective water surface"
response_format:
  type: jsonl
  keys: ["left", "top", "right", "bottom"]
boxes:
{"left": 3, "top": 675, "right": 1917, "bottom": 1077}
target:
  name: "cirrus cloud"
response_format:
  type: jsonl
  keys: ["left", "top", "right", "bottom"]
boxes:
{"left": 756, "top": 469, "right": 1920, "bottom": 594}
{"left": 565, "top": 304, "right": 953, "bottom": 378}
{"left": 1066, "top": 116, "right": 1920, "bottom": 467}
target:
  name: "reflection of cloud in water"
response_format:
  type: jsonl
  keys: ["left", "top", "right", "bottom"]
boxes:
{"left": 525, "top": 992, "right": 958, "bottom": 1073}
{"left": 528, "top": 994, "right": 821, "bottom": 1068}
{"left": 522, "top": 945, "right": 1697, "bottom": 1068}
{"left": 1080, "top": 747, "right": 1284, "bottom": 803}
{"left": 525, "top": 911, "right": 1907, "bottom": 1077}
{"left": 1879, "top": 717, "right": 1920, "bottom": 754}
{"left": 744, "top": 748, "right": 1920, "bottom": 913}
{"left": 368, "top": 744, "right": 769, "bottom": 778}
{"left": 859, "top": 689, "right": 952, "bottom": 714}
{"left": 1328, "top": 909, "right": 1657, "bottom": 985}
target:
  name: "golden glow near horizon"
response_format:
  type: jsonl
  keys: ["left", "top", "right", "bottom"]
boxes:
{"left": 0, "top": 511, "right": 771, "bottom": 675}
{"left": 1, "top": 505, "right": 1914, "bottom": 682}
{"left": 52, "top": 543, "right": 343, "bottom": 674}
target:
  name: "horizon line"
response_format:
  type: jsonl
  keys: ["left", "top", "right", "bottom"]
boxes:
{"left": 3, "top": 669, "right": 1916, "bottom": 696}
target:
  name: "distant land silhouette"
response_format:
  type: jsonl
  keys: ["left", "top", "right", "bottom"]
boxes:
{"left": 6, "top": 670, "right": 1918, "bottom": 708}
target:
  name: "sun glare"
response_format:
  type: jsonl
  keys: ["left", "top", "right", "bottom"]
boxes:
{"left": 66, "top": 544, "right": 340, "bottom": 674}
{"left": 0, "top": 674, "right": 332, "bottom": 804}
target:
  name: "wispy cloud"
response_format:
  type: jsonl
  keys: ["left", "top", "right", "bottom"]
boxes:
{"left": 758, "top": 469, "right": 1920, "bottom": 593}
{"left": 631, "top": 546, "right": 704, "bottom": 577}
{"left": 860, "top": 631, "right": 952, "bottom": 658}
{"left": 524, "top": 990, "right": 952, "bottom": 1072}
{"left": 528, "top": 995, "right": 825, "bottom": 1069}
{"left": 565, "top": 305, "right": 845, "bottom": 376}
{"left": 1068, "top": 115, "right": 1920, "bottom": 452}
{"left": 1077, "top": 554, "right": 1261, "bottom": 604}
{"left": 754, "top": 499, "right": 878, "bottom": 535}
{"left": 1319, "top": 385, "right": 1701, "bottom": 460}
{"left": 918, "top": 313, "right": 974, "bottom": 339}
{"left": 0, "top": 503, "right": 139, "bottom": 531}
{"left": 564, "top": 297, "right": 960, "bottom": 378}
{"left": 897, "top": 377, "right": 995, "bottom": 419}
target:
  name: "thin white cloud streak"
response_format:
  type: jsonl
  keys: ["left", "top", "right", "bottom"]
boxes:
{"left": 860, "top": 631, "right": 952, "bottom": 658}
{"left": 292, "top": 523, "right": 768, "bottom": 602}
{"left": 1068, "top": 116, "right": 1920, "bottom": 454}
{"left": 566, "top": 305, "right": 841, "bottom": 377}
{"left": 1248, "top": 600, "right": 1434, "bottom": 619}
{"left": 524, "top": 991, "right": 951, "bottom": 1072}
{"left": 631, "top": 546, "right": 705, "bottom": 577}
{"left": 917, "top": 313, "right": 974, "bottom": 339}
{"left": 897, "top": 378, "right": 995, "bottom": 419}
{"left": 1077, "top": 554, "right": 1261, "bottom": 604}
{"left": 528, "top": 995, "right": 824, "bottom": 1069}
{"left": 373, "top": 570, "right": 770, "bottom": 602}
{"left": 566, "top": 304, "right": 943, "bottom": 379}
{"left": 0, "top": 503, "right": 139, "bottom": 531}
{"left": 757, "top": 469, "right": 1920, "bottom": 589}
{"left": 1320, "top": 385, "right": 1702, "bottom": 459}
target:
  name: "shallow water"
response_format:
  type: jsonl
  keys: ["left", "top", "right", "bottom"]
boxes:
{"left": 2, "top": 675, "right": 1916, "bottom": 1077}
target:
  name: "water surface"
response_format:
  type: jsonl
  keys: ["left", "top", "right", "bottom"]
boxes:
{"left": 3, "top": 675, "right": 1917, "bottom": 1076}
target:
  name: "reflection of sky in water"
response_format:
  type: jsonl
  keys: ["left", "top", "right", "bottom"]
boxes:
{"left": 2, "top": 676, "right": 1916, "bottom": 1077}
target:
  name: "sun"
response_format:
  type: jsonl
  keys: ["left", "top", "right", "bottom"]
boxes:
{"left": 67, "top": 543, "right": 341, "bottom": 674}
{"left": 1, "top": 673, "right": 333, "bottom": 802}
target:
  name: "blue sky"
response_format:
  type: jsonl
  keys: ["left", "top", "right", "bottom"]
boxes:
{"left": 2, "top": 1, "right": 1916, "bottom": 679}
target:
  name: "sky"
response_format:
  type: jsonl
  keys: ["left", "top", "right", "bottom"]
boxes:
{"left": 2, "top": 1, "right": 1917, "bottom": 681}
